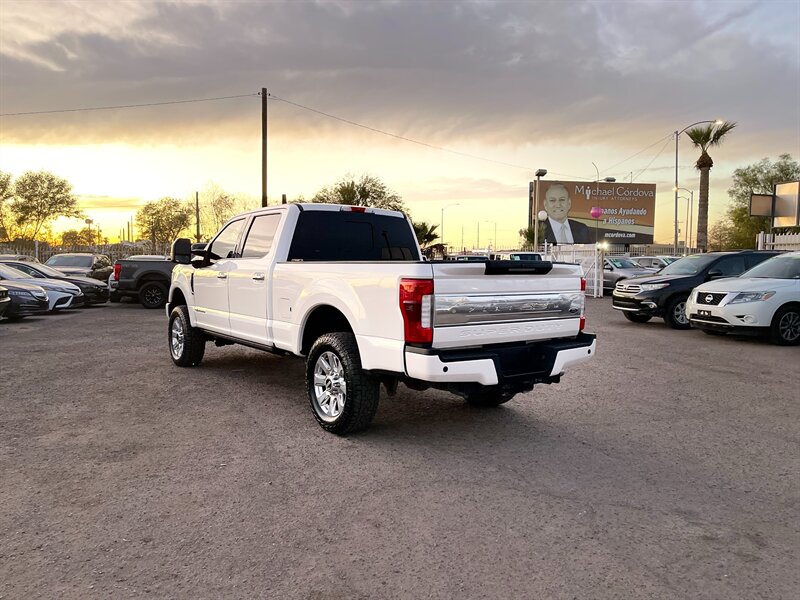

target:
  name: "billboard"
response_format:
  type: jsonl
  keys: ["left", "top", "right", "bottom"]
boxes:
{"left": 537, "top": 181, "right": 656, "bottom": 245}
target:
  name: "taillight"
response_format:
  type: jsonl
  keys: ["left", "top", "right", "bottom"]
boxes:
{"left": 113, "top": 263, "right": 121, "bottom": 281}
{"left": 580, "top": 277, "right": 586, "bottom": 291}
{"left": 580, "top": 316, "right": 586, "bottom": 331}
{"left": 399, "top": 278, "right": 434, "bottom": 344}
{"left": 341, "top": 206, "right": 367, "bottom": 213}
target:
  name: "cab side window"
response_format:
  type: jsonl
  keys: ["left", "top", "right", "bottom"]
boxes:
{"left": 241, "top": 214, "right": 282, "bottom": 258}
{"left": 208, "top": 219, "right": 246, "bottom": 260}
{"left": 713, "top": 256, "right": 746, "bottom": 277}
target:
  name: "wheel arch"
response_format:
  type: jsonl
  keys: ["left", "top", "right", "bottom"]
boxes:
{"left": 300, "top": 304, "right": 355, "bottom": 356}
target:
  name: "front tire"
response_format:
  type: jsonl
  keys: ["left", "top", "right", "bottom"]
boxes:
{"left": 663, "top": 295, "right": 690, "bottom": 329}
{"left": 306, "top": 333, "right": 380, "bottom": 435}
{"left": 623, "top": 312, "right": 652, "bottom": 323}
{"left": 770, "top": 305, "right": 800, "bottom": 346}
{"left": 168, "top": 305, "right": 205, "bottom": 367}
{"left": 139, "top": 281, "right": 168, "bottom": 309}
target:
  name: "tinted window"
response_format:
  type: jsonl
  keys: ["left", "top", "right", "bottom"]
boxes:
{"left": 288, "top": 211, "right": 419, "bottom": 261}
{"left": 9, "top": 263, "right": 38, "bottom": 276}
{"left": 209, "top": 219, "right": 246, "bottom": 260}
{"left": 713, "top": 256, "right": 746, "bottom": 277}
{"left": 607, "top": 258, "right": 638, "bottom": 269}
{"left": 0, "top": 264, "right": 27, "bottom": 280}
{"left": 241, "top": 214, "right": 282, "bottom": 258}
{"left": 744, "top": 253, "right": 778, "bottom": 269}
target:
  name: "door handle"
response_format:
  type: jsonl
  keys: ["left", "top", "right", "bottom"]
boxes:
{"left": 217, "top": 272, "right": 228, "bottom": 279}
{"left": 252, "top": 273, "right": 265, "bottom": 281}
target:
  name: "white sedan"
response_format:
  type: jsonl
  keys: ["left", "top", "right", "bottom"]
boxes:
{"left": 687, "top": 251, "right": 800, "bottom": 345}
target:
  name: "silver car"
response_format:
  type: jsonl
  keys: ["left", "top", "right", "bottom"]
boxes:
{"left": 603, "top": 257, "right": 657, "bottom": 293}
{"left": 633, "top": 255, "right": 680, "bottom": 270}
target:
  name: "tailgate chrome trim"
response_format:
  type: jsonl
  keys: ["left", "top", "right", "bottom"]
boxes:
{"left": 434, "top": 292, "right": 582, "bottom": 326}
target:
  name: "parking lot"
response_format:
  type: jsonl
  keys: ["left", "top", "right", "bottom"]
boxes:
{"left": 1, "top": 299, "right": 798, "bottom": 599}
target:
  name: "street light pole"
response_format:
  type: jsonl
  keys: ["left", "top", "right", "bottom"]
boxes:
{"left": 533, "top": 168, "right": 547, "bottom": 250}
{"left": 675, "top": 187, "right": 694, "bottom": 252}
{"left": 674, "top": 119, "right": 721, "bottom": 254}
{"left": 484, "top": 220, "right": 497, "bottom": 251}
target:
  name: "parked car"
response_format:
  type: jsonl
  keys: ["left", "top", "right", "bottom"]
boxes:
{"left": 45, "top": 253, "right": 113, "bottom": 281}
{"left": 0, "top": 263, "right": 83, "bottom": 310}
{"left": 633, "top": 255, "right": 680, "bottom": 269}
{"left": 612, "top": 251, "right": 781, "bottom": 329}
{"left": 602, "top": 257, "right": 656, "bottom": 293}
{"left": 0, "top": 254, "right": 40, "bottom": 263}
{"left": 687, "top": 251, "right": 800, "bottom": 345}
{"left": 0, "top": 259, "right": 109, "bottom": 305}
{"left": 0, "top": 286, "right": 10, "bottom": 319}
{"left": 0, "top": 280, "right": 49, "bottom": 319}
{"left": 496, "top": 252, "right": 544, "bottom": 261}
{"left": 166, "top": 203, "right": 595, "bottom": 434}
{"left": 112, "top": 255, "right": 177, "bottom": 308}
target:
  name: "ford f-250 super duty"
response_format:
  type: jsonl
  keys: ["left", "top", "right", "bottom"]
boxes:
{"left": 166, "top": 203, "right": 596, "bottom": 434}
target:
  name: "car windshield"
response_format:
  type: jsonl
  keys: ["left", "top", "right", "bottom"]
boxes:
{"left": 608, "top": 258, "right": 639, "bottom": 269}
{"left": 0, "top": 263, "right": 28, "bottom": 280}
{"left": 26, "top": 263, "right": 66, "bottom": 277}
{"left": 741, "top": 255, "right": 800, "bottom": 279}
{"left": 659, "top": 254, "right": 719, "bottom": 276}
{"left": 46, "top": 255, "right": 92, "bottom": 267}
{"left": 662, "top": 257, "right": 679, "bottom": 264}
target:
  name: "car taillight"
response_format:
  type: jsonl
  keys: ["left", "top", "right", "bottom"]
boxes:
{"left": 399, "top": 278, "right": 434, "bottom": 344}
{"left": 580, "top": 277, "right": 586, "bottom": 291}
{"left": 341, "top": 206, "right": 367, "bottom": 213}
{"left": 113, "top": 263, "right": 121, "bottom": 281}
{"left": 580, "top": 316, "right": 586, "bottom": 331}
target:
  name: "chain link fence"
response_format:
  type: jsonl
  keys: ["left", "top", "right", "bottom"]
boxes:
{"left": 0, "top": 242, "right": 173, "bottom": 263}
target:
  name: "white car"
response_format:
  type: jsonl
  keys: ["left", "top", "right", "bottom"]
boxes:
{"left": 687, "top": 252, "right": 800, "bottom": 345}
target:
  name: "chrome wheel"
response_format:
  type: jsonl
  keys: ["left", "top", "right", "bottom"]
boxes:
{"left": 170, "top": 319, "right": 185, "bottom": 359}
{"left": 779, "top": 310, "right": 800, "bottom": 343}
{"left": 673, "top": 300, "right": 688, "bottom": 326}
{"left": 312, "top": 351, "right": 347, "bottom": 422}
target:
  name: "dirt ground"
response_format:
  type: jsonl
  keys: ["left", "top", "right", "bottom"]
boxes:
{"left": 1, "top": 299, "right": 798, "bottom": 599}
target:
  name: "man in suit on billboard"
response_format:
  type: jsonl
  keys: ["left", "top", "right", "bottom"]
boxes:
{"left": 542, "top": 183, "right": 592, "bottom": 244}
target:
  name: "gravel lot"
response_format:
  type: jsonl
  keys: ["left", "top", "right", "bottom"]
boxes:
{"left": 1, "top": 299, "right": 798, "bottom": 599}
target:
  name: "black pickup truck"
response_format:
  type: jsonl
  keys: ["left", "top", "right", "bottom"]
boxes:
{"left": 111, "top": 255, "right": 176, "bottom": 309}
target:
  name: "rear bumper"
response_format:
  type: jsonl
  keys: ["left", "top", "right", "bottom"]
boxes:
{"left": 404, "top": 333, "right": 596, "bottom": 386}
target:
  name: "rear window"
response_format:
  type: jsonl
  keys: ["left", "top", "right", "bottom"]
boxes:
{"left": 46, "top": 255, "right": 92, "bottom": 267}
{"left": 288, "top": 210, "right": 419, "bottom": 262}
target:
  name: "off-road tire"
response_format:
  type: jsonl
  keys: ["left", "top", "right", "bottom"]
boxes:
{"left": 168, "top": 305, "right": 205, "bottom": 367}
{"left": 306, "top": 332, "right": 380, "bottom": 435}
{"left": 663, "top": 295, "right": 690, "bottom": 330}
{"left": 139, "top": 281, "right": 168, "bottom": 309}
{"left": 770, "top": 304, "right": 800, "bottom": 346}
{"left": 465, "top": 388, "right": 516, "bottom": 407}
{"left": 623, "top": 312, "right": 651, "bottom": 323}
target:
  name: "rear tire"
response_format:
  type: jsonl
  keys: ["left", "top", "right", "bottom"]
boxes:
{"left": 623, "top": 312, "right": 651, "bottom": 323}
{"left": 663, "top": 295, "right": 690, "bottom": 330}
{"left": 465, "top": 389, "right": 516, "bottom": 407}
{"left": 139, "top": 281, "right": 168, "bottom": 309}
{"left": 770, "top": 305, "right": 800, "bottom": 346}
{"left": 306, "top": 332, "right": 380, "bottom": 435}
{"left": 168, "top": 305, "right": 205, "bottom": 367}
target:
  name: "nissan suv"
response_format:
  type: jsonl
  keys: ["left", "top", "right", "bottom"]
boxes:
{"left": 612, "top": 251, "right": 780, "bottom": 329}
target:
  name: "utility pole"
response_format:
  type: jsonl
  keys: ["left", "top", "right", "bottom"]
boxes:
{"left": 195, "top": 191, "right": 201, "bottom": 242}
{"left": 262, "top": 87, "right": 268, "bottom": 207}
{"left": 127, "top": 220, "right": 131, "bottom": 243}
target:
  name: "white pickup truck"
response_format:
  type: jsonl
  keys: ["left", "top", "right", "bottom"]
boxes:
{"left": 166, "top": 203, "right": 596, "bottom": 434}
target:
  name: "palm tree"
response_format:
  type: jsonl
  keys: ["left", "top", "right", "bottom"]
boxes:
{"left": 412, "top": 221, "right": 439, "bottom": 248}
{"left": 686, "top": 121, "right": 737, "bottom": 251}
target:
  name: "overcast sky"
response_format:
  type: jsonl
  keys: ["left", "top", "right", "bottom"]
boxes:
{"left": 1, "top": 0, "right": 798, "bottom": 245}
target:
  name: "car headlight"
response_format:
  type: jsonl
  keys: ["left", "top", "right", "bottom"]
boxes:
{"left": 729, "top": 291, "right": 776, "bottom": 304}
{"left": 32, "top": 291, "right": 48, "bottom": 300}
{"left": 640, "top": 283, "right": 669, "bottom": 291}
{"left": 7, "top": 290, "right": 32, "bottom": 297}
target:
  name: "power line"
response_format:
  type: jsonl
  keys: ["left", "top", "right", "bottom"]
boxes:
{"left": 630, "top": 136, "right": 673, "bottom": 182}
{"left": 268, "top": 93, "right": 553, "bottom": 175}
{"left": 599, "top": 133, "right": 674, "bottom": 179}
{"left": 0, "top": 93, "right": 258, "bottom": 117}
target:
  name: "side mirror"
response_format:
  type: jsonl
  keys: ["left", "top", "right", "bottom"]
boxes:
{"left": 707, "top": 269, "right": 723, "bottom": 280}
{"left": 171, "top": 238, "right": 193, "bottom": 265}
{"left": 604, "top": 265, "right": 612, "bottom": 271}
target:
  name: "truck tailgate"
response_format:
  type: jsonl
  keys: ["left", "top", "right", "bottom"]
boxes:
{"left": 430, "top": 261, "right": 584, "bottom": 349}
